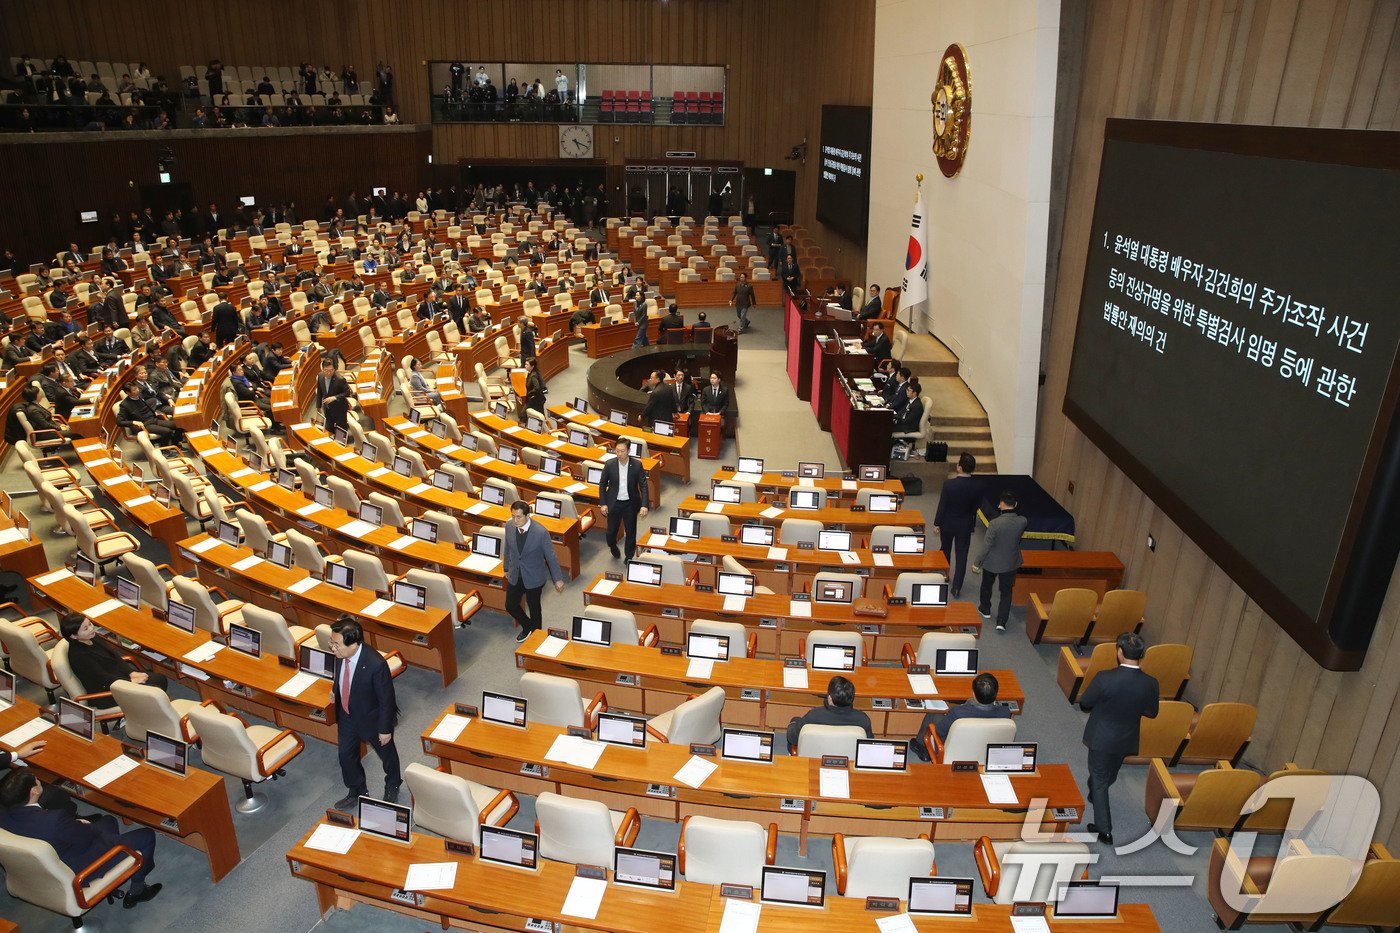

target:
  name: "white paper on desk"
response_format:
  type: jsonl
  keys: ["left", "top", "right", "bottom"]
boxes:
{"left": 230, "top": 467, "right": 257, "bottom": 479}
{"left": 182, "top": 642, "right": 224, "bottom": 663}
{"left": 839, "top": 550, "right": 860, "bottom": 565}
{"left": 127, "top": 495, "right": 155, "bottom": 507}
{"left": 819, "top": 767, "right": 850, "bottom": 799}
{"left": 84, "top": 598, "right": 124, "bottom": 618}
{"left": 363, "top": 598, "right": 394, "bottom": 616}
{"left": 287, "top": 577, "right": 319, "bottom": 594}
{"left": 566, "top": 482, "right": 588, "bottom": 494}
{"left": 440, "top": 443, "right": 463, "bottom": 455}
{"left": 85, "top": 458, "right": 113, "bottom": 468}
{"left": 562, "top": 407, "right": 580, "bottom": 418}
{"left": 232, "top": 555, "right": 263, "bottom": 572}
{"left": 788, "top": 599, "right": 812, "bottom": 618}
{"left": 338, "top": 519, "right": 376, "bottom": 538}
{"left": 872, "top": 553, "right": 894, "bottom": 567}
{"left": 275, "top": 671, "right": 319, "bottom": 698}
{"left": 767, "top": 546, "right": 788, "bottom": 561}
{"left": 404, "top": 861, "right": 458, "bottom": 892}
{"left": 600, "top": 453, "right": 616, "bottom": 462}
{"left": 310, "top": 436, "right": 334, "bottom": 447}
{"left": 875, "top": 914, "right": 919, "bottom": 933}
{"left": 409, "top": 430, "right": 430, "bottom": 439}
{"left": 459, "top": 554, "right": 501, "bottom": 574}
{"left": 718, "top": 898, "right": 762, "bottom": 933}
{"left": 722, "top": 594, "right": 747, "bottom": 613}
{"left": 36, "top": 569, "right": 74, "bottom": 586}
{"left": 685, "top": 658, "right": 714, "bottom": 679}
{"left": 646, "top": 533, "right": 669, "bottom": 547}
{"left": 367, "top": 467, "right": 390, "bottom": 479}
{"left": 783, "top": 666, "right": 809, "bottom": 689}
{"left": 296, "top": 503, "right": 327, "bottom": 517}
{"left": 842, "top": 480, "right": 857, "bottom": 491}
{"left": 388, "top": 535, "right": 417, "bottom": 550}
{"left": 559, "top": 874, "right": 607, "bottom": 920}
{"left": 503, "top": 424, "right": 522, "bottom": 435}
{"left": 546, "top": 439, "right": 565, "bottom": 449}
{"left": 0, "top": 528, "right": 34, "bottom": 546}
{"left": 529, "top": 472, "right": 554, "bottom": 483}
{"left": 429, "top": 714, "right": 471, "bottom": 743}
{"left": 732, "top": 472, "right": 762, "bottom": 484}
{"left": 1010, "top": 916, "right": 1053, "bottom": 933}
{"left": 466, "top": 502, "right": 491, "bottom": 515}
{"left": 407, "top": 482, "right": 431, "bottom": 495}
{"left": 704, "top": 501, "right": 725, "bottom": 513}
{"left": 674, "top": 755, "right": 718, "bottom": 789}
{"left": 589, "top": 418, "right": 607, "bottom": 428}
{"left": 178, "top": 663, "right": 211, "bottom": 680}
{"left": 796, "top": 477, "right": 815, "bottom": 488}
{"left": 249, "top": 480, "right": 276, "bottom": 492}
{"left": 907, "top": 673, "right": 938, "bottom": 696}
{"left": 84, "top": 754, "right": 141, "bottom": 789}
{"left": 590, "top": 579, "right": 618, "bottom": 596}
{"left": 472, "top": 455, "right": 493, "bottom": 466}
{"left": 981, "top": 773, "right": 1018, "bottom": 805}
{"left": 760, "top": 507, "right": 784, "bottom": 519}
{"left": 305, "top": 824, "right": 360, "bottom": 854}
{"left": 100, "top": 476, "right": 126, "bottom": 488}
{"left": 535, "top": 635, "right": 568, "bottom": 658}
{"left": 189, "top": 537, "right": 221, "bottom": 553}
{"left": 544, "top": 734, "right": 605, "bottom": 769}
{"left": 0, "top": 718, "right": 53, "bottom": 748}
{"left": 174, "top": 404, "right": 197, "bottom": 415}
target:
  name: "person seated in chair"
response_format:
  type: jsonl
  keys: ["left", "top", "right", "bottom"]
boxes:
{"left": 910, "top": 672, "right": 1011, "bottom": 761}
{"left": 59, "top": 612, "right": 171, "bottom": 707}
{"left": 0, "top": 769, "right": 163, "bottom": 909}
{"left": 658, "top": 302, "right": 685, "bottom": 342}
{"left": 858, "top": 283, "right": 883, "bottom": 320}
{"left": 408, "top": 357, "right": 441, "bottom": 404}
{"left": 892, "top": 381, "right": 924, "bottom": 435}
{"left": 784, "top": 675, "right": 873, "bottom": 750}
{"left": 117, "top": 382, "right": 183, "bottom": 446}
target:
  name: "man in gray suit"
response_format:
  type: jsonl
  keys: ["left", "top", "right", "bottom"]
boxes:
{"left": 972, "top": 490, "right": 1028, "bottom": 631}
{"left": 502, "top": 500, "right": 565, "bottom": 643}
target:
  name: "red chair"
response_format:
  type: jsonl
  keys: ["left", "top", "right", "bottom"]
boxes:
{"left": 625, "top": 89, "right": 640, "bottom": 122}
{"left": 698, "top": 91, "right": 713, "bottom": 120}
{"left": 710, "top": 90, "right": 724, "bottom": 123}
{"left": 600, "top": 90, "right": 614, "bottom": 122}
{"left": 671, "top": 95, "right": 686, "bottom": 124}
{"left": 639, "top": 90, "right": 652, "bottom": 123}
{"left": 686, "top": 91, "right": 700, "bottom": 120}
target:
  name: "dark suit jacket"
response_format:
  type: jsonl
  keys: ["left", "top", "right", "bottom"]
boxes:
{"left": 933, "top": 474, "right": 981, "bottom": 534}
{"left": 210, "top": 301, "right": 239, "bottom": 344}
{"left": 784, "top": 703, "right": 873, "bottom": 749}
{"left": 893, "top": 396, "right": 923, "bottom": 434}
{"left": 641, "top": 386, "right": 677, "bottom": 426}
{"left": 66, "top": 638, "right": 135, "bottom": 707}
{"left": 598, "top": 455, "right": 648, "bottom": 510}
{"left": 0, "top": 805, "right": 113, "bottom": 876}
{"left": 315, "top": 372, "right": 350, "bottom": 419}
{"left": 699, "top": 383, "right": 729, "bottom": 414}
{"left": 333, "top": 645, "right": 398, "bottom": 737}
{"left": 865, "top": 333, "right": 892, "bottom": 362}
{"left": 1079, "top": 665, "right": 1160, "bottom": 756}
{"left": 519, "top": 328, "right": 536, "bottom": 360}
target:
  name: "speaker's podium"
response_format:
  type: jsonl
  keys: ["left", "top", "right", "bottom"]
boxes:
{"left": 697, "top": 412, "right": 723, "bottom": 459}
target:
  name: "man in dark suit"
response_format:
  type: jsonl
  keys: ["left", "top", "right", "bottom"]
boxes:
{"left": 517, "top": 316, "right": 537, "bottom": 362}
{"left": 640, "top": 370, "right": 677, "bottom": 428}
{"left": 911, "top": 672, "right": 1011, "bottom": 761}
{"left": 883, "top": 367, "right": 911, "bottom": 411}
{"left": 699, "top": 371, "right": 729, "bottom": 431}
{"left": 1079, "top": 633, "right": 1160, "bottom": 844}
{"left": 102, "top": 283, "right": 131, "bottom": 330}
{"left": 502, "top": 499, "right": 567, "bottom": 644}
{"left": 863, "top": 322, "right": 892, "bottom": 365}
{"left": 858, "top": 283, "right": 883, "bottom": 320}
{"left": 784, "top": 676, "right": 873, "bottom": 751}
{"left": 416, "top": 293, "right": 440, "bottom": 322}
{"left": 210, "top": 297, "right": 239, "bottom": 345}
{"left": 598, "top": 436, "right": 650, "bottom": 562}
{"left": 972, "top": 490, "right": 1029, "bottom": 631}
{"left": 315, "top": 358, "right": 351, "bottom": 436}
{"left": 117, "top": 383, "right": 183, "bottom": 446}
{"left": 0, "top": 770, "right": 162, "bottom": 908}
{"left": 933, "top": 453, "right": 980, "bottom": 598}
{"left": 891, "top": 382, "right": 924, "bottom": 434}
{"left": 94, "top": 324, "right": 130, "bottom": 364}
{"left": 328, "top": 616, "right": 401, "bottom": 810}
{"left": 446, "top": 289, "right": 470, "bottom": 331}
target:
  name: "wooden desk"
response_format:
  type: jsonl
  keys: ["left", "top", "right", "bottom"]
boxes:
{"left": 676, "top": 497, "right": 925, "bottom": 535}
{"left": 514, "top": 631, "right": 1024, "bottom": 735}
{"left": 785, "top": 301, "right": 862, "bottom": 401}
{"left": 580, "top": 316, "right": 662, "bottom": 358}
{"left": 1015, "top": 551, "right": 1127, "bottom": 606}
{"left": 424, "top": 712, "right": 1082, "bottom": 846}
{"left": 72, "top": 437, "right": 192, "bottom": 573}
{"left": 814, "top": 338, "right": 875, "bottom": 432}
{"left": 581, "top": 574, "right": 980, "bottom": 660}
{"left": 675, "top": 278, "right": 784, "bottom": 311}
{"left": 0, "top": 695, "right": 240, "bottom": 882}
{"left": 709, "top": 468, "right": 904, "bottom": 506}
{"left": 28, "top": 566, "right": 338, "bottom": 744}
{"left": 288, "top": 820, "right": 715, "bottom": 933}
{"left": 831, "top": 370, "right": 893, "bottom": 470}
{"left": 550, "top": 404, "right": 692, "bottom": 482}
{"left": 0, "top": 489, "right": 46, "bottom": 581}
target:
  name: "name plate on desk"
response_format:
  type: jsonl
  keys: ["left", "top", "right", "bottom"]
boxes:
{"left": 720, "top": 884, "right": 754, "bottom": 901}
{"left": 696, "top": 584, "right": 714, "bottom": 593}
{"left": 952, "top": 761, "right": 979, "bottom": 772}
{"left": 454, "top": 704, "right": 479, "bottom": 717}
{"left": 445, "top": 840, "right": 475, "bottom": 856}
{"left": 796, "top": 542, "right": 815, "bottom": 550}
{"left": 548, "top": 628, "right": 569, "bottom": 640}
{"left": 604, "top": 571, "right": 623, "bottom": 582}
{"left": 1013, "top": 903, "right": 1048, "bottom": 917}
{"left": 790, "top": 592, "right": 811, "bottom": 602}
{"left": 907, "top": 664, "right": 932, "bottom": 676}
{"left": 660, "top": 645, "right": 683, "bottom": 657}
{"left": 720, "top": 534, "right": 737, "bottom": 543}
{"left": 850, "top": 505, "right": 867, "bottom": 512}
{"left": 821, "top": 755, "right": 849, "bottom": 770}
{"left": 887, "top": 596, "right": 908, "bottom": 606}
{"left": 865, "top": 896, "right": 900, "bottom": 912}
{"left": 690, "top": 743, "right": 717, "bottom": 757}
{"left": 695, "top": 494, "right": 710, "bottom": 501}
{"left": 567, "top": 725, "right": 592, "bottom": 738}
{"left": 575, "top": 864, "right": 608, "bottom": 881}
{"left": 871, "top": 545, "right": 890, "bottom": 553}
{"left": 325, "top": 808, "right": 355, "bottom": 827}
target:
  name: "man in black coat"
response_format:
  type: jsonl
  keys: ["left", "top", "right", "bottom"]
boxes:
{"left": 784, "top": 676, "right": 873, "bottom": 750}
{"left": 863, "top": 322, "right": 892, "bottom": 365}
{"left": 327, "top": 617, "right": 402, "bottom": 810}
{"left": 891, "top": 382, "right": 924, "bottom": 434}
{"left": 640, "top": 370, "right": 677, "bottom": 428}
{"left": 1078, "top": 633, "right": 1160, "bottom": 844}
{"left": 699, "top": 371, "right": 730, "bottom": 431}
{"left": 117, "top": 382, "right": 183, "bottom": 445}
{"left": 933, "top": 453, "right": 980, "bottom": 598}
{"left": 210, "top": 298, "right": 240, "bottom": 345}
{"left": 315, "top": 358, "right": 351, "bottom": 435}
{"left": 598, "top": 436, "right": 649, "bottom": 562}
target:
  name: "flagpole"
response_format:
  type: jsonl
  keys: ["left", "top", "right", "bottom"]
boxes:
{"left": 898, "top": 173, "right": 924, "bottom": 331}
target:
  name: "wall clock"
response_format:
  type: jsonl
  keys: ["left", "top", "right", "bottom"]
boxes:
{"left": 559, "top": 124, "right": 594, "bottom": 159}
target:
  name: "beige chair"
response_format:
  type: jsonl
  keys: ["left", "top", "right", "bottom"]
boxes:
{"left": 930, "top": 717, "right": 1017, "bottom": 765}
{"left": 581, "top": 606, "right": 657, "bottom": 647}
{"left": 867, "top": 524, "right": 916, "bottom": 550}
{"left": 633, "top": 552, "right": 692, "bottom": 586}
{"left": 0, "top": 618, "right": 62, "bottom": 702}
{"left": 48, "top": 639, "right": 126, "bottom": 732}
{"left": 403, "top": 568, "right": 482, "bottom": 628}
{"left": 535, "top": 491, "right": 594, "bottom": 536}
{"left": 535, "top": 792, "right": 639, "bottom": 867}
{"left": 326, "top": 476, "right": 360, "bottom": 513}
{"left": 120, "top": 553, "right": 177, "bottom": 615}
{"left": 284, "top": 527, "right": 328, "bottom": 577}
{"left": 110, "top": 679, "right": 201, "bottom": 743}
{"left": 519, "top": 672, "right": 607, "bottom": 729}
{"left": 689, "top": 619, "right": 756, "bottom": 658}
{"left": 403, "top": 762, "right": 518, "bottom": 845}
{"left": 888, "top": 571, "right": 947, "bottom": 601}
{"left": 778, "top": 518, "right": 822, "bottom": 545}
{"left": 974, "top": 838, "right": 1093, "bottom": 904}
{"left": 795, "top": 723, "right": 866, "bottom": 759}
{"left": 421, "top": 508, "right": 466, "bottom": 545}
{"left": 366, "top": 492, "right": 406, "bottom": 528}
{"left": 1025, "top": 588, "right": 1098, "bottom": 644}
{"left": 1176, "top": 702, "right": 1256, "bottom": 766}
{"left": 234, "top": 509, "right": 284, "bottom": 555}
{"left": 694, "top": 513, "right": 732, "bottom": 539}
{"left": 1144, "top": 759, "right": 1263, "bottom": 834}
{"left": 903, "top": 631, "right": 978, "bottom": 668}
{"left": 804, "top": 630, "right": 865, "bottom": 669}
{"left": 714, "top": 480, "right": 756, "bottom": 503}
{"left": 833, "top": 833, "right": 935, "bottom": 897}
{"left": 646, "top": 686, "right": 724, "bottom": 745}
{"left": 341, "top": 550, "right": 392, "bottom": 595}
{"left": 239, "top": 604, "right": 314, "bottom": 660}
{"left": 720, "top": 555, "right": 774, "bottom": 595}
{"left": 678, "top": 815, "right": 776, "bottom": 886}
{"left": 62, "top": 501, "right": 138, "bottom": 571}
{"left": 811, "top": 571, "right": 864, "bottom": 601}
{"left": 1082, "top": 589, "right": 1147, "bottom": 644}
{"left": 0, "top": 826, "right": 143, "bottom": 928}
{"left": 169, "top": 575, "right": 245, "bottom": 637}
{"left": 1207, "top": 836, "right": 1357, "bottom": 929}
{"left": 186, "top": 702, "right": 304, "bottom": 813}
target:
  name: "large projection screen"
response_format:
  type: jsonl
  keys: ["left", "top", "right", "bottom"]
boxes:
{"left": 1064, "top": 119, "right": 1400, "bottom": 670}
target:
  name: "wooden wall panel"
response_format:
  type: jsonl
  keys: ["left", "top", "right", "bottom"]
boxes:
{"left": 1039, "top": 0, "right": 1400, "bottom": 846}
{"left": 0, "top": 0, "right": 874, "bottom": 277}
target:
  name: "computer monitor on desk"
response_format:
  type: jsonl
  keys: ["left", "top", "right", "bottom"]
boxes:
{"left": 391, "top": 455, "right": 413, "bottom": 477}
{"left": 479, "top": 825, "right": 539, "bottom": 870}
{"left": 908, "top": 877, "right": 974, "bottom": 916}
{"left": 267, "top": 540, "right": 293, "bottom": 568}
{"left": 867, "top": 492, "right": 900, "bottom": 513}
{"left": 358, "top": 796, "right": 412, "bottom": 844}
{"left": 609, "top": 409, "right": 628, "bottom": 426}
{"left": 145, "top": 731, "right": 189, "bottom": 777}
{"left": 167, "top": 600, "right": 196, "bottom": 634}
{"left": 811, "top": 643, "right": 856, "bottom": 671}
{"left": 739, "top": 524, "right": 774, "bottom": 547}
{"left": 711, "top": 484, "right": 741, "bottom": 504}
{"left": 892, "top": 533, "right": 925, "bottom": 555}
{"left": 1054, "top": 881, "right": 1120, "bottom": 917}
{"left": 481, "top": 691, "right": 527, "bottom": 728}
{"left": 936, "top": 648, "right": 978, "bottom": 675}
{"left": 392, "top": 580, "right": 427, "bottom": 610}
{"left": 669, "top": 517, "right": 699, "bottom": 540}
{"left": 116, "top": 577, "right": 140, "bottom": 609}
{"left": 480, "top": 483, "right": 506, "bottom": 505}
{"left": 817, "top": 530, "right": 851, "bottom": 552}
{"left": 797, "top": 461, "right": 825, "bottom": 479}
{"left": 324, "top": 562, "right": 355, "bottom": 591}
{"left": 0, "top": 669, "right": 14, "bottom": 707}
{"left": 58, "top": 697, "right": 95, "bottom": 741}
{"left": 596, "top": 713, "right": 647, "bottom": 749}
{"left": 613, "top": 847, "right": 677, "bottom": 892}
{"left": 217, "top": 520, "right": 242, "bottom": 546}
{"left": 985, "top": 743, "right": 1038, "bottom": 774}
{"left": 432, "top": 470, "right": 456, "bottom": 492}
{"left": 737, "top": 457, "right": 764, "bottom": 475}
{"left": 359, "top": 441, "right": 379, "bottom": 462}
{"left": 716, "top": 571, "right": 755, "bottom": 598}
{"left": 625, "top": 560, "right": 662, "bottom": 586}
{"left": 585, "top": 465, "right": 604, "bottom": 485}
{"left": 299, "top": 645, "right": 335, "bottom": 679}
{"left": 857, "top": 464, "right": 887, "bottom": 482}
{"left": 73, "top": 554, "right": 97, "bottom": 586}
{"left": 526, "top": 414, "right": 545, "bottom": 434}
{"left": 276, "top": 467, "right": 297, "bottom": 490}
{"left": 498, "top": 446, "right": 519, "bottom": 465}
{"left": 721, "top": 728, "right": 774, "bottom": 763}
{"left": 854, "top": 739, "right": 908, "bottom": 772}
{"left": 227, "top": 623, "right": 261, "bottom": 658}
{"left": 788, "top": 489, "right": 821, "bottom": 510}
{"left": 572, "top": 396, "right": 589, "bottom": 414}
{"left": 313, "top": 485, "right": 335, "bottom": 509}
{"left": 567, "top": 428, "right": 592, "bottom": 447}
{"left": 533, "top": 495, "right": 562, "bottom": 519}
{"left": 910, "top": 582, "right": 949, "bottom": 607}
{"left": 760, "top": 866, "right": 826, "bottom": 909}
{"left": 410, "top": 517, "right": 440, "bottom": 543}
{"left": 686, "top": 631, "right": 730, "bottom": 661}
{"left": 358, "top": 502, "right": 383, "bottom": 526}
{"left": 813, "top": 579, "right": 854, "bottom": 604}
{"left": 652, "top": 420, "right": 674, "bottom": 437}
{"left": 472, "top": 532, "right": 502, "bottom": 559}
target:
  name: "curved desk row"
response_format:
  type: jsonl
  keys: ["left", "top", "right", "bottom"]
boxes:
{"left": 549, "top": 403, "right": 691, "bottom": 482}
{"left": 676, "top": 496, "right": 926, "bottom": 535}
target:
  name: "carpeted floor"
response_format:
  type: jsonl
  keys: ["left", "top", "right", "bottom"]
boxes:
{"left": 0, "top": 302, "right": 1290, "bottom": 931}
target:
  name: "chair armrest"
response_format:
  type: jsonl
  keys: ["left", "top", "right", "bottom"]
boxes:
{"left": 900, "top": 643, "right": 915, "bottom": 669}
{"left": 74, "top": 690, "right": 118, "bottom": 710}
{"left": 677, "top": 815, "right": 691, "bottom": 873}
{"left": 974, "top": 835, "right": 999, "bottom": 897}
{"left": 73, "top": 843, "right": 142, "bottom": 909}
{"left": 882, "top": 584, "right": 893, "bottom": 601}
{"left": 640, "top": 624, "right": 660, "bottom": 648}
{"left": 929, "top": 728, "right": 945, "bottom": 763}
{"left": 179, "top": 712, "right": 199, "bottom": 743}
{"left": 832, "top": 833, "right": 849, "bottom": 894}
{"left": 645, "top": 723, "right": 668, "bottom": 743}
{"left": 765, "top": 823, "right": 778, "bottom": 864}
{"left": 1027, "top": 592, "right": 1050, "bottom": 644}
{"left": 1056, "top": 647, "right": 1086, "bottom": 703}
{"left": 685, "top": 570, "right": 699, "bottom": 587}
{"left": 614, "top": 807, "right": 641, "bottom": 847}
{"left": 255, "top": 727, "right": 304, "bottom": 776}
{"left": 585, "top": 690, "right": 608, "bottom": 729}
{"left": 1144, "top": 758, "right": 1179, "bottom": 827}
{"left": 747, "top": 632, "right": 758, "bottom": 658}
{"left": 478, "top": 787, "right": 519, "bottom": 827}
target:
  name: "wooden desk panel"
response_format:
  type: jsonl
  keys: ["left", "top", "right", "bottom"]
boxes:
{"left": 72, "top": 437, "right": 192, "bottom": 572}
{"left": 0, "top": 696, "right": 240, "bottom": 882}
{"left": 0, "top": 489, "right": 47, "bottom": 581}
{"left": 581, "top": 317, "right": 662, "bottom": 358}
{"left": 676, "top": 497, "right": 925, "bottom": 535}
{"left": 1014, "top": 551, "right": 1127, "bottom": 606}
{"left": 709, "top": 468, "right": 904, "bottom": 505}
{"left": 550, "top": 404, "right": 691, "bottom": 482}
{"left": 514, "top": 631, "right": 1023, "bottom": 736}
